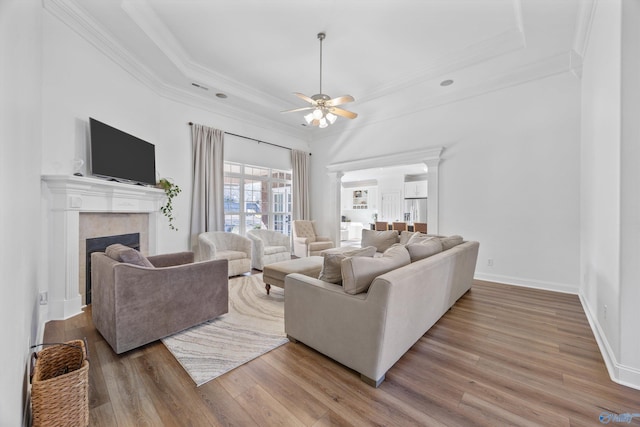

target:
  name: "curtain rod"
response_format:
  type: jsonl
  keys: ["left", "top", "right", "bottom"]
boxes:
{"left": 188, "top": 122, "right": 300, "bottom": 153}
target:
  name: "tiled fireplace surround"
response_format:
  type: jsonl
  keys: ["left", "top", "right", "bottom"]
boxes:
{"left": 42, "top": 175, "right": 165, "bottom": 320}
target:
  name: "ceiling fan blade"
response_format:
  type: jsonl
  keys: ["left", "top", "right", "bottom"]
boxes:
{"left": 325, "top": 95, "right": 355, "bottom": 107}
{"left": 293, "top": 92, "right": 317, "bottom": 105}
{"left": 329, "top": 107, "right": 358, "bottom": 119}
{"left": 281, "top": 106, "right": 315, "bottom": 114}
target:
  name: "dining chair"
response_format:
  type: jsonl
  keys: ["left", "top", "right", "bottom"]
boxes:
{"left": 392, "top": 222, "right": 407, "bottom": 232}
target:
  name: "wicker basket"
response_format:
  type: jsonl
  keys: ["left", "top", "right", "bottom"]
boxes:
{"left": 31, "top": 339, "right": 89, "bottom": 427}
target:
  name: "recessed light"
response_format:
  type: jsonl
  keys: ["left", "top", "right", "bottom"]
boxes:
{"left": 216, "top": 93, "right": 228, "bottom": 99}
{"left": 440, "top": 79, "right": 454, "bottom": 87}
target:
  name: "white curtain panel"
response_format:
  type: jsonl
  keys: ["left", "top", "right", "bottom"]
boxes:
{"left": 190, "top": 123, "right": 225, "bottom": 254}
{"left": 291, "top": 149, "right": 310, "bottom": 221}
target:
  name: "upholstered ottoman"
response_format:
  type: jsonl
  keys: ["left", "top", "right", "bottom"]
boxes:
{"left": 262, "top": 256, "right": 323, "bottom": 294}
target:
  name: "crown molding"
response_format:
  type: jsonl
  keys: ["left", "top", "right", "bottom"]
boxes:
{"left": 43, "top": 0, "right": 308, "bottom": 140}
{"left": 318, "top": 50, "right": 576, "bottom": 138}
{"left": 121, "top": 0, "right": 294, "bottom": 110}
{"left": 121, "top": 0, "right": 530, "bottom": 115}
{"left": 43, "top": 0, "right": 164, "bottom": 92}
{"left": 362, "top": 27, "right": 526, "bottom": 103}
{"left": 44, "top": 0, "right": 581, "bottom": 141}
{"left": 362, "top": 0, "right": 526, "bottom": 102}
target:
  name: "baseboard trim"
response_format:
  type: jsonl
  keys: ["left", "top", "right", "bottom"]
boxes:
{"left": 473, "top": 272, "right": 578, "bottom": 294}
{"left": 578, "top": 293, "right": 640, "bottom": 391}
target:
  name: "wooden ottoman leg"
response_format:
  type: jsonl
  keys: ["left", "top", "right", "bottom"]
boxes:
{"left": 265, "top": 283, "right": 271, "bottom": 295}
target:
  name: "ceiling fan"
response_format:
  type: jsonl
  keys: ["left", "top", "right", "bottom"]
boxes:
{"left": 282, "top": 32, "right": 357, "bottom": 128}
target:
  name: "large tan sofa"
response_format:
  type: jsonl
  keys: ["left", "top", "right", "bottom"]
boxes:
{"left": 92, "top": 245, "right": 229, "bottom": 354}
{"left": 284, "top": 236, "right": 479, "bottom": 387}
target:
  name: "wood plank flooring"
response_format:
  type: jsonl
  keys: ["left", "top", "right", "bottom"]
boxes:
{"left": 43, "top": 280, "right": 640, "bottom": 426}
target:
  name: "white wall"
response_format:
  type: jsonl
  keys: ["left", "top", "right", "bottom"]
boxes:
{"left": 619, "top": 0, "right": 640, "bottom": 388}
{"left": 41, "top": 10, "right": 308, "bottom": 255}
{"left": 312, "top": 72, "right": 581, "bottom": 293}
{"left": 580, "top": 0, "right": 640, "bottom": 389}
{"left": 580, "top": 0, "right": 622, "bottom": 359}
{"left": 0, "top": 0, "right": 43, "bottom": 425}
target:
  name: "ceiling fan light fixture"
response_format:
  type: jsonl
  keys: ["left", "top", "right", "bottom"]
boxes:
{"left": 304, "top": 113, "right": 314, "bottom": 124}
{"left": 312, "top": 108, "right": 324, "bottom": 120}
{"left": 281, "top": 32, "right": 357, "bottom": 128}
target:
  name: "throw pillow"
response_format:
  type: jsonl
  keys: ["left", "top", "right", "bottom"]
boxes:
{"left": 105, "top": 243, "right": 154, "bottom": 267}
{"left": 341, "top": 244, "right": 410, "bottom": 295}
{"left": 318, "top": 246, "right": 377, "bottom": 285}
{"left": 406, "top": 238, "right": 443, "bottom": 262}
{"left": 119, "top": 248, "right": 155, "bottom": 267}
{"left": 440, "top": 235, "right": 464, "bottom": 250}
{"left": 360, "top": 229, "right": 399, "bottom": 253}
{"left": 105, "top": 243, "right": 131, "bottom": 261}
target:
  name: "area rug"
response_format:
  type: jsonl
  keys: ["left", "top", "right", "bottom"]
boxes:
{"left": 161, "top": 274, "right": 288, "bottom": 386}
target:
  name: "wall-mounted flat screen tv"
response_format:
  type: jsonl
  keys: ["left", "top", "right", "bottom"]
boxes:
{"left": 89, "top": 118, "right": 156, "bottom": 186}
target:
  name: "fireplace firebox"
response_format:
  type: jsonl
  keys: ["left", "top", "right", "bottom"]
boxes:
{"left": 85, "top": 233, "right": 140, "bottom": 304}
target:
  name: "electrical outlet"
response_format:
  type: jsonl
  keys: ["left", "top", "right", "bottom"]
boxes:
{"left": 487, "top": 258, "right": 494, "bottom": 267}
{"left": 39, "top": 291, "right": 48, "bottom": 305}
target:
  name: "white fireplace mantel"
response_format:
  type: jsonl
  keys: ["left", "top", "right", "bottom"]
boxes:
{"left": 42, "top": 175, "right": 166, "bottom": 320}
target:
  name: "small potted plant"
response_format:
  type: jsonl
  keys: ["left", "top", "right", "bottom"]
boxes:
{"left": 158, "top": 178, "right": 181, "bottom": 231}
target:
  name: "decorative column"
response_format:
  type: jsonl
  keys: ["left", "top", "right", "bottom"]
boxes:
{"left": 423, "top": 158, "right": 441, "bottom": 235}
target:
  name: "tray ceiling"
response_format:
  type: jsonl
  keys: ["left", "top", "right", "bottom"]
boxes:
{"left": 44, "top": 0, "right": 591, "bottom": 137}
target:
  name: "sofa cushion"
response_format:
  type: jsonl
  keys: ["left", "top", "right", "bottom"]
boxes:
{"left": 214, "top": 250, "right": 248, "bottom": 261}
{"left": 318, "top": 246, "right": 377, "bottom": 285}
{"left": 105, "top": 243, "right": 154, "bottom": 267}
{"left": 361, "top": 229, "right": 399, "bottom": 253}
{"left": 399, "top": 231, "right": 418, "bottom": 245}
{"left": 341, "top": 244, "right": 410, "bottom": 295}
{"left": 406, "top": 237, "right": 443, "bottom": 262}
{"left": 264, "top": 245, "right": 287, "bottom": 255}
{"left": 440, "top": 235, "right": 464, "bottom": 250}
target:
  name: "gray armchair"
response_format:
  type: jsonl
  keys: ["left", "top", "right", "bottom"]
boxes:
{"left": 246, "top": 229, "right": 291, "bottom": 270}
{"left": 198, "top": 231, "right": 252, "bottom": 276}
{"left": 91, "top": 244, "right": 228, "bottom": 354}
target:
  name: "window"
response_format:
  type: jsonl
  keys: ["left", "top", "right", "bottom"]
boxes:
{"left": 223, "top": 162, "right": 292, "bottom": 235}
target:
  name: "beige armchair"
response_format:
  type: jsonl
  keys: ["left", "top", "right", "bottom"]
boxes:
{"left": 91, "top": 244, "right": 229, "bottom": 354}
{"left": 198, "top": 231, "right": 252, "bottom": 276}
{"left": 246, "top": 229, "right": 291, "bottom": 270}
{"left": 292, "top": 220, "right": 335, "bottom": 257}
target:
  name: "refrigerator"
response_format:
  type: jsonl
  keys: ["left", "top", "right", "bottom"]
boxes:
{"left": 404, "top": 198, "right": 427, "bottom": 223}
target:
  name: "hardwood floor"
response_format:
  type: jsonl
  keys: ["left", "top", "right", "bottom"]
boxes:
{"left": 43, "top": 280, "right": 640, "bottom": 426}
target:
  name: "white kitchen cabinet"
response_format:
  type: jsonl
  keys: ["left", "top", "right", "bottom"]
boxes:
{"left": 404, "top": 181, "right": 428, "bottom": 198}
